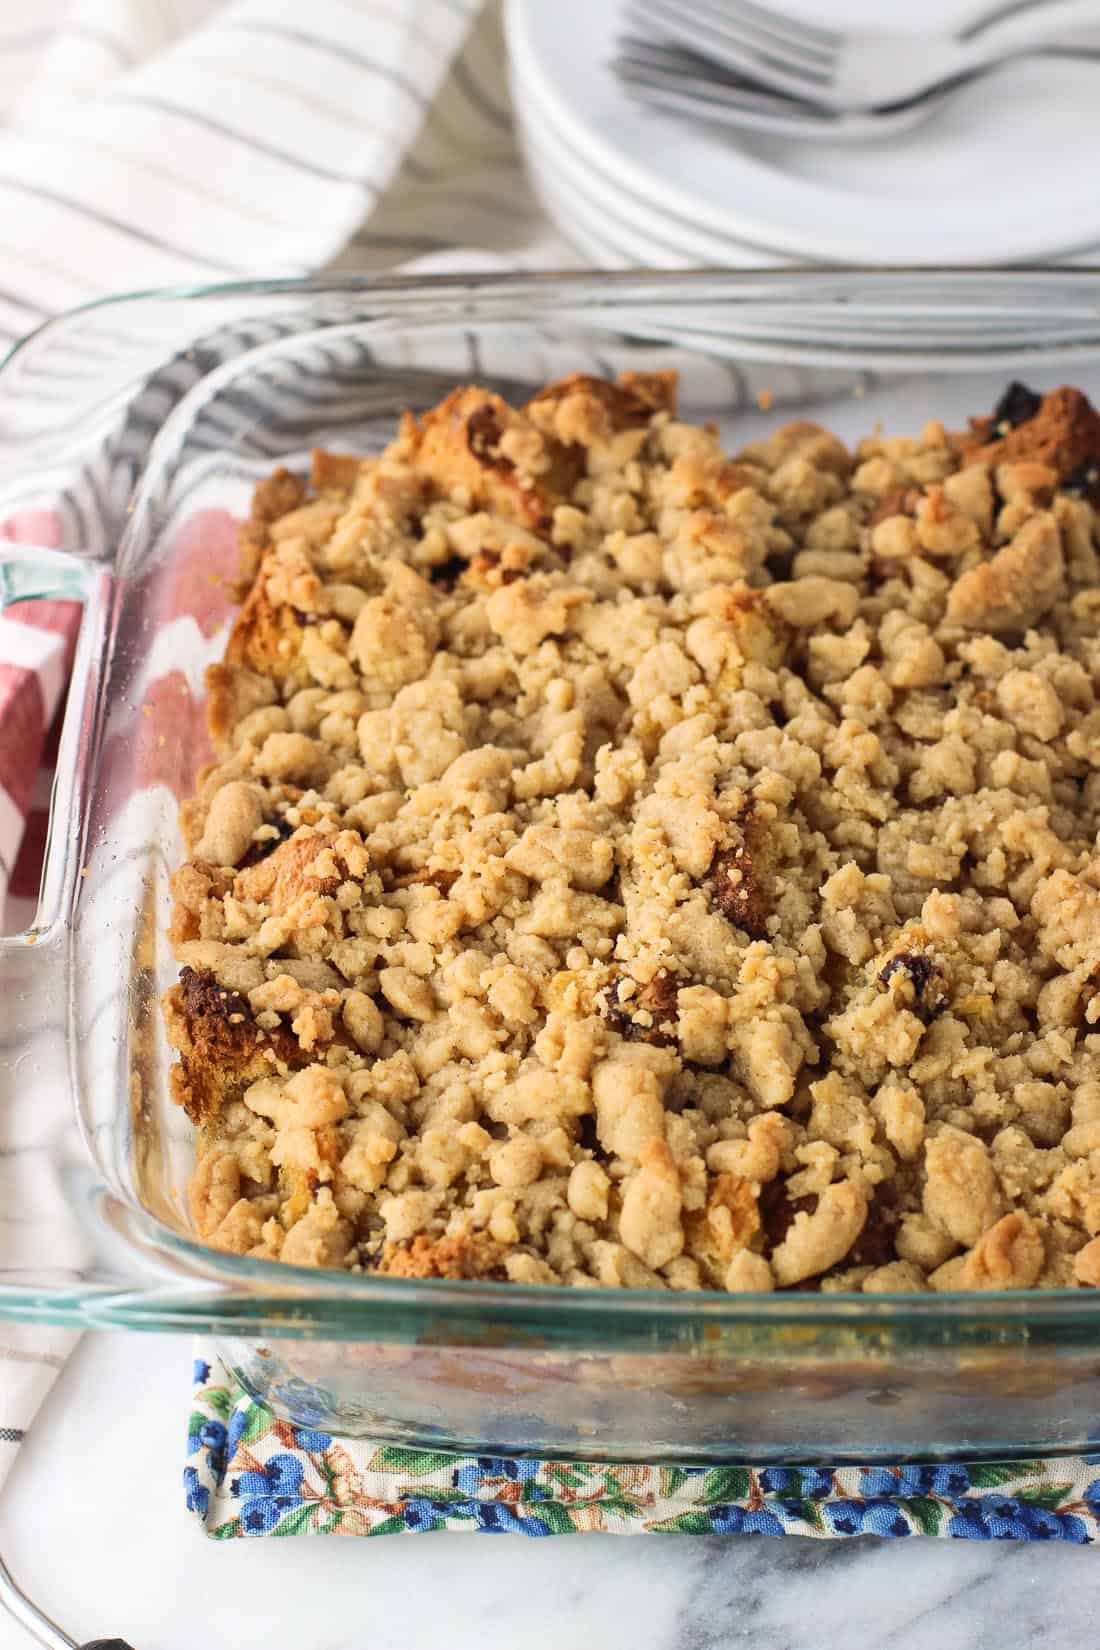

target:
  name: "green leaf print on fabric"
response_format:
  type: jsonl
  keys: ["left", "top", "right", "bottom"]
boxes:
{"left": 701, "top": 1467, "right": 751, "bottom": 1504}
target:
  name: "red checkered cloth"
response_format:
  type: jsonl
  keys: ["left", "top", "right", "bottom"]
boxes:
{"left": 0, "top": 513, "right": 81, "bottom": 936}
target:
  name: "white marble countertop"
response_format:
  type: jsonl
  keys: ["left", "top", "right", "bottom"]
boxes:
{"left": 0, "top": 1333, "right": 1097, "bottom": 1649}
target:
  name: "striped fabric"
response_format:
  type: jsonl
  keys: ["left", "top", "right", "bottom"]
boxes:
{"left": 0, "top": 0, "right": 545, "bottom": 348}
{"left": 0, "top": 584, "right": 81, "bottom": 934}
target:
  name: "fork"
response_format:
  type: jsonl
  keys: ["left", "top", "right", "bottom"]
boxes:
{"left": 612, "top": 31, "right": 1100, "bottom": 142}
{"left": 613, "top": 36, "right": 959, "bottom": 140}
{"left": 624, "top": 0, "right": 1100, "bottom": 112}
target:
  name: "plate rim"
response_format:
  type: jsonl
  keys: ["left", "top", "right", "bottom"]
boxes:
{"left": 515, "top": 69, "right": 796, "bottom": 266}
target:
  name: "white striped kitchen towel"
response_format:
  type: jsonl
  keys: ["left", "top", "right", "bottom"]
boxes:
{"left": 0, "top": 0, "right": 553, "bottom": 352}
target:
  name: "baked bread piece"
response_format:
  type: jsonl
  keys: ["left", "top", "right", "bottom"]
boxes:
{"left": 165, "top": 372, "right": 1100, "bottom": 1292}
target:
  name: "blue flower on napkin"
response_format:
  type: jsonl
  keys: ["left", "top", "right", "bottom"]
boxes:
{"left": 1013, "top": 1507, "right": 1089, "bottom": 1543}
{"left": 706, "top": 1505, "right": 785, "bottom": 1536}
{"left": 226, "top": 1407, "right": 248, "bottom": 1460}
{"left": 857, "top": 1499, "right": 912, "bottom": 1538}
{"left": 239, "top": 1495, "right": 301, "bottom": 1536}
{"left": 183, "top": 1466, "right": 209, "bottom": 1520}
{"left": 402, "top": 1497, "right": 446, "bottom": 1531}
{"left": 194, "top": 1419, "right": 227, "bottom": 1481}
{"left": 229, "top": 1465, "right": 305, "bottom": 1537}
{"left": 231, "top": 1452, "right": 306, "bottom": 1535}
{"left": 233, "top": 1452, "right": 304, "bottom": 1500}
{"left": 192, "top": 1359, "right": 211, "bottom": 1387}
{"left": 468, "top": 1501, "right": 552, "bottom": 1537}
{"left": 948, "top": 1495, "right": 1089, "bottom": 1542}
{"left": 758, "top": 1466, "right": 833, "bottom": 1499}
{"left": 452, "top": 1455, "right": 541, "bottom": 1495}
{"left": 824, "top": 1498, "right": 909, "bottom": 1538}
{"left": 292, "top": 1427, "right": 332, "bottom": 1452}
{"left": 858, "top": 1464, "right": 971, "bottom": 1499}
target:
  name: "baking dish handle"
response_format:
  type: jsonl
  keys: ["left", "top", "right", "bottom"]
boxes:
{"left": 0, "top": 544, "right": 141, "bottom": 1323}
{"left": 0, "top": 545, "right": 277, "bottom": 1327}
{"left": 0, "top": 547, "right": 100, "bottom": 608}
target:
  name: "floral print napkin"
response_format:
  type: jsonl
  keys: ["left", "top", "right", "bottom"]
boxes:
{"left": 186, "top": 1352, "right": 1100, "bottom": 1542}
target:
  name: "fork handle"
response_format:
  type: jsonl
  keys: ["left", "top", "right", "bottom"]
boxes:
{"left": 961, "top": 0, "right": 1100, "bottom": 57}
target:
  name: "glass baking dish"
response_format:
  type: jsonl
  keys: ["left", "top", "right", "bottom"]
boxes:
{"left": 2, "top": 268, "right": 1100, "bottom": 1463}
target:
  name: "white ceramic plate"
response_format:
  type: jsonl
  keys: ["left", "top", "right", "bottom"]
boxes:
{"left": 515, "top": 70, "right": 793, "bottom": 267}
{"left": 517, "top": 114, "right": 781, "bottom": 268}
{"left": 510, "top": 138, "right": 1100, "bottom": 365}
{"left": 522, "top": 122, "right": 1100, "bottom": 347}
{"left": 522, "top": 134, "right": 662, "bottom": 266}
{"left": 506, "top": 0, "right": 1100, "bottom": 265}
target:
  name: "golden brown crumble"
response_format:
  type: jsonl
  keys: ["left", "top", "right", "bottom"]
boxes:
{"left": 165, "top": 374, "right": 1100, "bottom": 1293}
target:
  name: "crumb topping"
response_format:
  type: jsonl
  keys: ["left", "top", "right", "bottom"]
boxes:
{"left": 165, "top": 375, "right": 1100, "bottom": 1293}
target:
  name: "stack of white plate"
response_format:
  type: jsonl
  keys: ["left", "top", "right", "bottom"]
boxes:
{"left": 505, "top": 0, "right": 1100, "bottom": 269}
